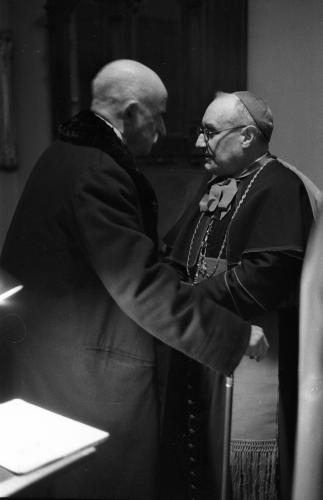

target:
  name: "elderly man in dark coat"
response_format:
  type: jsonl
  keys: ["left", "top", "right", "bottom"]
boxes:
{"left": 0, "top": 61, "right": 266, "bottom": 499}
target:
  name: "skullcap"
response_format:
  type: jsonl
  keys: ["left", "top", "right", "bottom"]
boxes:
{"left": 234, "top": 91, "right": 273, "bottom": 141}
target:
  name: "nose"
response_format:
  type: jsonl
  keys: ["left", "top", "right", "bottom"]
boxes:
{"left": 195, "top": 132, "right": 206, "bottom": 148}
{"left": 153, "top": 116, "right": 166, "bottom": 144}
{"left": 158, "top": 116, "right": 166, "bottom": 136}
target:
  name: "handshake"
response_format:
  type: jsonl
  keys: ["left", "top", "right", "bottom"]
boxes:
{"left": 246, "top": 325, "right": 269, "bottom": 362}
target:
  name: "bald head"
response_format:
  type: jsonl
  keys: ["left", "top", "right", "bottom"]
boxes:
{"left": 91, "top": 59, "right": 167, "bottom": 121}
{"left": 90, "top": 59, "right": 167, "bottom": 156}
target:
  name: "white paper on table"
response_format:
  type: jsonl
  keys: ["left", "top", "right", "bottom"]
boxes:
{"left": 0, "top": 399, "right": 109, "bottom": 474}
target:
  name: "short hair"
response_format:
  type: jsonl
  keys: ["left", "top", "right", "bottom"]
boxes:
{"left": 214, "top": 90, "right": 256, "bottom": 127}
{"left": 214, "top": 90, "right": 272, "bottom": 144}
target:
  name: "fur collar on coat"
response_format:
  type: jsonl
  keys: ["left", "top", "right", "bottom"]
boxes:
{"left": 58, "top": 110, "right": 159, "bottom": 243}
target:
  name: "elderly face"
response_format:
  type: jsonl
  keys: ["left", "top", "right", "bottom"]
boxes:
{"left": 124, "top": 89, "right": 167, "bottom": 157}
{"left": 196, "top": 97, "right": 247, "bottom": 177}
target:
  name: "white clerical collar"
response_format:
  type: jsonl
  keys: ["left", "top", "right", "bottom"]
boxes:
{"left": 94, "top": 113, "right": 125, "bottom": 143}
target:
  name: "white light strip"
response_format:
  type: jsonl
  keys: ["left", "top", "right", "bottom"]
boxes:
{"left": 0, "top": 285, "right": 23, "bottom": 303}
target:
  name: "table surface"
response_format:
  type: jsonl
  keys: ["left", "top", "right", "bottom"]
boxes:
{"left": 0, "top": 446, "right": 95, "bottom": 497}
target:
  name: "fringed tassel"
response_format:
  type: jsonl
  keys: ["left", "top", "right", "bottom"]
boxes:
{"left": 230, "top": 439, "right": 278, "bottom": 500}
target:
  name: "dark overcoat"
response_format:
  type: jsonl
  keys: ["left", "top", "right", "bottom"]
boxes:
{"left": 0, "top": 112, "right": 250, "bottom": 499}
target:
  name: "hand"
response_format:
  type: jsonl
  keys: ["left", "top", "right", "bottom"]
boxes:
{"left": 245, "top": 325, "right": 269, "bottom": 362}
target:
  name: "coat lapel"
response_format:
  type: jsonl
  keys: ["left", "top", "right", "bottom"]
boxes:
{"left": 58, "top": 110, "right": 159, "bottom": 244}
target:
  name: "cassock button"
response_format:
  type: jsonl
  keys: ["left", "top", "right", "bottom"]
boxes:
{"left": 189, "top": 428, "right": 195, "bottom": 435}
{"left": 188, "top": 443, "right": 195, "bottom": 449}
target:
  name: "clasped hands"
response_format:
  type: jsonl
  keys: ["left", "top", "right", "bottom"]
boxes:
{"left": 179, "top": 281, "right": 269, "bottom": 361}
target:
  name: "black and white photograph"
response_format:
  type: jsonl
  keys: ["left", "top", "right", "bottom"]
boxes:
{"left": 0, "top": 1, "right": 322, "bottom": 499}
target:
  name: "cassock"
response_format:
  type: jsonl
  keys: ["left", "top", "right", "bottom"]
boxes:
{"left": 163, "top": 152, "right": 319, "bottom": 500}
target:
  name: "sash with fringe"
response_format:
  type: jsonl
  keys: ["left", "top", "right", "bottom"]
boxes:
{"left": 204, "top": 257, "right": 279, "bottom": 500}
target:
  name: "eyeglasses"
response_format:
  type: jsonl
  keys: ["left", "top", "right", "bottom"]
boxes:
{"left": 197, "top": 125, "right": 247, "bottom": 142}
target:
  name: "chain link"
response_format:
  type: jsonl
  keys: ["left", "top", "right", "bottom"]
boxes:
{"left": 188, "top": 162, "right": 268, "bottom": 284}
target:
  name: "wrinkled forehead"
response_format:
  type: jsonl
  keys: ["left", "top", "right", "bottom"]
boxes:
{"left": 202, "top": 97, "right": 236, "bottom": 128}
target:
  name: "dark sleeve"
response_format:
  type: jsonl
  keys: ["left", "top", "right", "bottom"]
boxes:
{"left": 71, "top": 156, "right": 250, "bottom": 375}
{"left": 195, "top": 164, "right": 315, "bottom": 320}
{"left": 163, "top": 254, "right": 188, "bottom": 281}
{"left": 195, "top": 250, "right": 303, "bottom": 320}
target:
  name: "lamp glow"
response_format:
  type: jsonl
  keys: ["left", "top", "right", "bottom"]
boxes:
{"left": 0, "top": 268, "right": 23, "bottom": 303}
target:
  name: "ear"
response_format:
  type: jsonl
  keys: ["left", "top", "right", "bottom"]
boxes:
{"left": 123, "top": 101, "right": 140, "bottom": 127}
{"left": 240, "top": 124, "right": 258, "bottom": 148}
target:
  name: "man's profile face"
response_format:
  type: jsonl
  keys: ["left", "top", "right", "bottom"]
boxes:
{"left": 196, "top": 98, "right": 245, "bottom": 177}
{"left": 125, "top": 92, "right": 167, "bottom": 157}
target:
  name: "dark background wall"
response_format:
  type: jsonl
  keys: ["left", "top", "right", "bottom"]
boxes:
{"left": 43, "top": 0, "right": 247, "bottom": 237}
